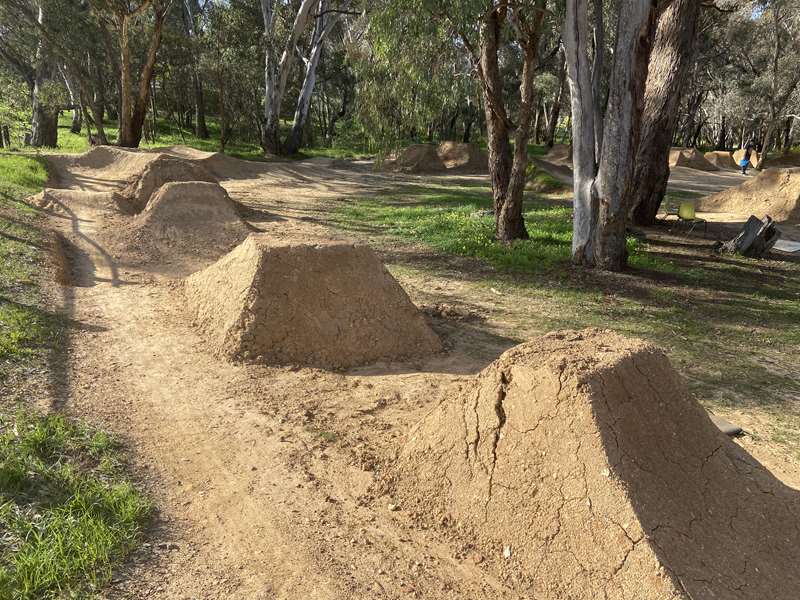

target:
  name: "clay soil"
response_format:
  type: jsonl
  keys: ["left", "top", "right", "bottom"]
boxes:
{"left": 39, "top": 146, "right": 800, "bottom": 599}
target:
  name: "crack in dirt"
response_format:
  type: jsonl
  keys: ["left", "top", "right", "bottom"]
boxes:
{"left": 483, "top": 369, "right": 509, "bottom": 523}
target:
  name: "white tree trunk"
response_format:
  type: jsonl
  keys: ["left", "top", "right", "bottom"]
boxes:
{"left": 261, "top": 0, "right": 320, "bottom": 154}
{"left": 284, "top": 0, "right": 338, "bottom": 154}
{"left": 565, "top": 0, "right": 663, "bottom": 270}
{"left": 564, "top": 0, "right": 597, "bottom": 264}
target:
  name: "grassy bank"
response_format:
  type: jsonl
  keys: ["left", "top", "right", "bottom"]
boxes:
{"left": 0, "top": 154, "right": 150, "bottom": 598}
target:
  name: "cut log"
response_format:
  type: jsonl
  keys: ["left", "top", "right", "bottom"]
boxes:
{"left": 718, "top": 215, "right": 781, "bottom": 258}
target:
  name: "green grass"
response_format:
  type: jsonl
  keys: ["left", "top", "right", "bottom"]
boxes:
{"left": 0, "top": 155, "right": 54, "bottom": 380}
{"left": 0, "top": 412, "right": 151, "bottom": 599}
{"left": 1, "top": 154, "right": 150, "bottom": 597}
{"left": 336, "top": 184, "right": 657, "bottom": 274}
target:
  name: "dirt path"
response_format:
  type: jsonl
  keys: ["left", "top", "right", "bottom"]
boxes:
{"left": 42, "top": 149, "right": 800, "bottom": 598}
{"left": 44, "top": 152, "right": 522, "bottom": 599}
{"left": 533, "top": 157, "right": 746, "bottom": 195}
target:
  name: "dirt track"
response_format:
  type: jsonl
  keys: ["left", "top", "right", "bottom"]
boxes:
{"left": 42, "top": 148, "right": 800, "bottom": 598}
{"left": 44, "top": 150, "right": 522, "bottom": 599}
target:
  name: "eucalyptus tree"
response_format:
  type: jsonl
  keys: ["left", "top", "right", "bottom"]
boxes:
{"left": 89, "top": 0, "right": 170, "bottom": 147}
{"left": 564, "top": 0, "right": 671, "bottom": 270}
{"left": 365, "top": 0, "right": 556, "bottom": 243}
{"left": 629, "top": 0, "right": 701, "bottom": 226}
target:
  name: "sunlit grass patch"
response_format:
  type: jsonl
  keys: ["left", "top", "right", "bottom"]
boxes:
{"left": 0, "top": 412, "right": 151, "bottom": 598}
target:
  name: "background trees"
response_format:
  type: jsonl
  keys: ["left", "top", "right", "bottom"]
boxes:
{"left": 1, "top": 0, "right": 799, "bottom": 269}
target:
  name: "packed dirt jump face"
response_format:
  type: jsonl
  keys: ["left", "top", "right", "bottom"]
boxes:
{"left": 384, "top": 144, "right": 447, "bottom": 174}
{"left": 704, "top": 150, "right": 739, "bottom": 170}
{"left": 121, "top": 154, "right": 217, "bottom": 213}
{"left": 698, "top": 167, "right": 800, "bottom": 222}
{"left": 437, "top": 142, "right": 489, "bottom": 173}
{"left": 105, "top": 181, "right": 252, "bottom": 272}
{"left": 184, "top": 235, "right": 443, "bottom": 369}
{"left": 387, "top": 329, "right": 800, "bottom": 600}
{"left": 669, "top": 148, "right": 719, "bottom": 171}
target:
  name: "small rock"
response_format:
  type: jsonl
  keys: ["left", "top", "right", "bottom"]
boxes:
{"left": 388, "top": 503, "right": 400, "bottom": 512}
{"left": 503, "top": 545, "right": 512, "bottom": 559}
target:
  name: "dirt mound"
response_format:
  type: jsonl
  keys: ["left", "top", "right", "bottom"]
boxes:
{"left": 184, "top": 235, "right": 442, "bottom": 368}
{"left": 33, "top": 188, "right": 134, "bottom": 215}
{"left": 388, "top": 329, "right": 800, "bottom": 600}
{"left": 120, "top": 154, "right": 216, "bottom": 212}
{"left": 437, "top": 142, "right": 488, "bottom": 173}
{"left": 698, "top": 167, "right": 800, "bottom": 221}
{"left": 733, "top": 148, "right": 760, "bottom": 168}
{"left": 70, "top": 145, "right": 155, "bottom": 173}
{"left": 384, "top": 144, "right": 447, "bottom": 174}
{"left": 107, "top": 181, "right": 251, "bottom": 271}
{"left": 544, "top": 143, "right": 572, "bottom": 165}
{"left": 704, "top": 150, "right": 738, "bottom": 170}
{"left": 669, "top": 147, "right": 719, "bottom": 171}
{"left": 155, "top": 145, "right": 261, "bottom": 180}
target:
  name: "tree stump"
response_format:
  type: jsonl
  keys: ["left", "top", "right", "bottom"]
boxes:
{"left": 719, "top": 215, "right": 781, "bottom": 258}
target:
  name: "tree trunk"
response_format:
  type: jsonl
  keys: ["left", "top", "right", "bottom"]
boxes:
{"left": 566, "top": 0, "right": 664, "bottom": 270}
{"left": 284, "top": 0, "right": 335, "bottom": 155}
{"left": 261, "top": 0, "right": 320, "bottom": 155}
{"left": 629, "top": 0, "right": 699, "bottom": 226}
{"left": 782, "top": 116, "right": 794, "bottom": 153}
{"left": 182, "top": 0, "right": 209, "bottom": 139}
{"left": 564, "top": 0, "right": 598, "bottom": 264}
{"left": 479, "top": 9, "right": 513, "bottom": 235}
{"left": 715, "top": 114, "right": 726, "bottom": 150}
{"left": 60, "top": 66, "right": 82, "bottom": 134}
{"left": 545, "top": 52, "right": 567, "bottom": 148}
{"left": 594, "top": 0, "right": 662, "bottom": 270}
{"left": 591, "top": 0, "right": 605, "bottom": 158}
{"left": 28, "top": 4, "right": 58, "bottom": 148}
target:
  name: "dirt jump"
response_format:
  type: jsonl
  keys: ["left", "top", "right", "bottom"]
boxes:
{"left": 733, "top": 148, "right": 760, "bottom": 168}
{"left": 704, "top": 150, "right": 739, "bottom": 170}
{"left": 185, "top": 235, "right": 442, "bottom": 368}
{"left": 669, "top": 147, "right": 719, "bottom": 171}
{"left": 383, "top": 144, "right": 447, "bottom": 173}
{"left": 698, "top": 167, "right": 800, "bottom": 222}
{"left": 36, "top": 144, "right": 800, "bottom": 599}
{"left": 121, "top": 153, "right": 217, "bottom": 212}
{"left": 387, "top": 329, "right": 800, "bottom": 600}
{"left": 437, "top": 142, "right": 489, "bottom": 173}
{"left": 105, "top": 181, "right": 252, "bottom": 270}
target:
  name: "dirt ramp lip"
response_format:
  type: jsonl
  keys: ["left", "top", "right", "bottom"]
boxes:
{"left": 121, "top": 154, "right": 217, "bottom": 213}
{"left": 389, "top": 328, "right": 800, "bottom": 599}
{"left": 184, "top": 234, "right": 442, "bottom": 369}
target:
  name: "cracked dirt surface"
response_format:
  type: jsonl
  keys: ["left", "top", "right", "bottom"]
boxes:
{"left": 37, "top": 146, "right": 800, "bottom": 599}
{"left": 388, "top": 329, "right": 800, "bottom": 599}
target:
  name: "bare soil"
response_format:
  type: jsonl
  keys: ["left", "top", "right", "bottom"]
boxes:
{"left": 704, "top": 150, "right": 739, "bottom": 171}
{"left": 698, "top": 167, "right": 800, "bottom": 223}
{"left": 437, "top": 142, "right": 489, "bottom": 173}
{"left": 39, "top": 146, "right": 800, "bottom": 599}
{"left": 185, "top": 235, "right": 442, "bottom": 368}
{"left": 388, "top": 329, "right": 800, "bottom": 599}
{"left": 383, "top": 144, "right": 448, "bottom": 174}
